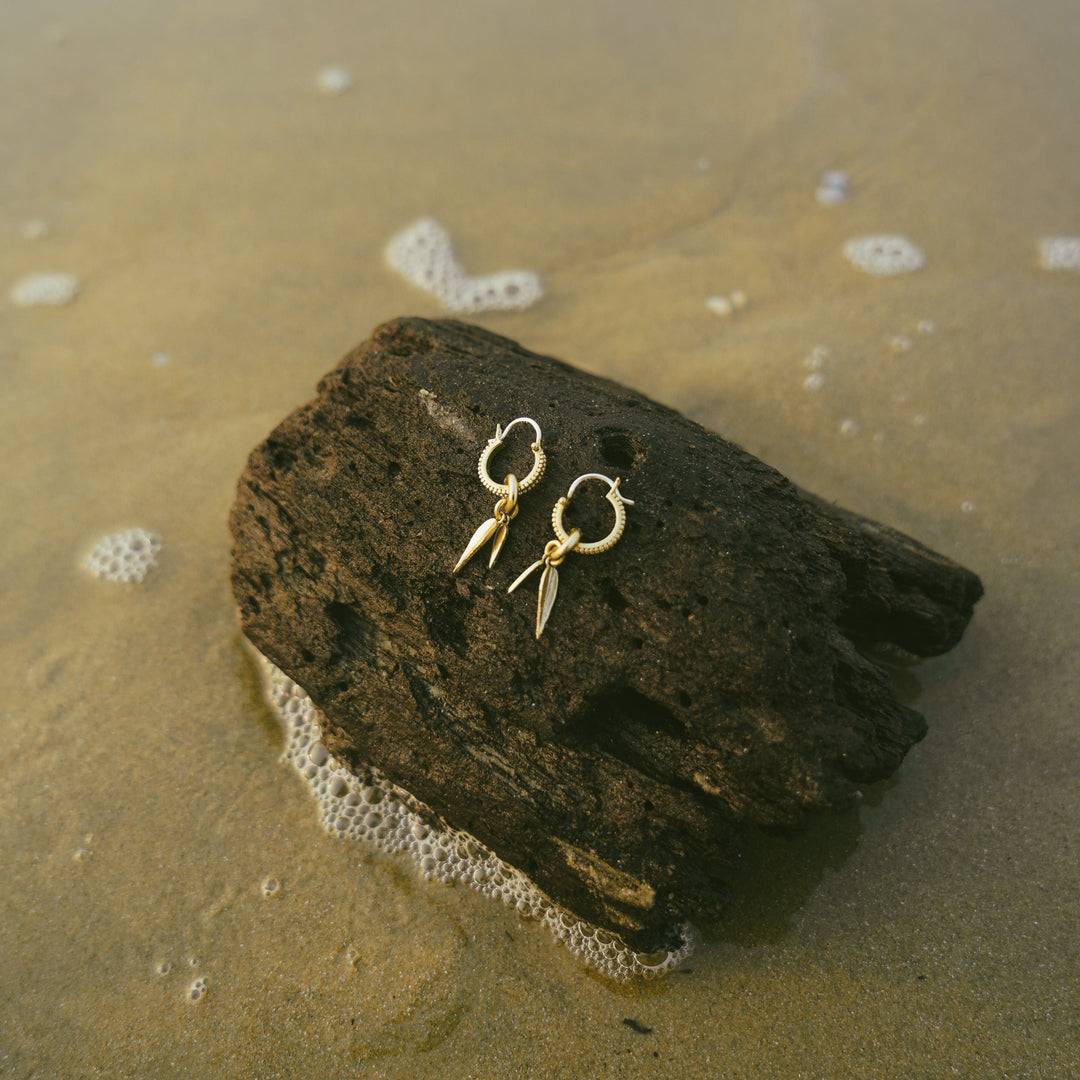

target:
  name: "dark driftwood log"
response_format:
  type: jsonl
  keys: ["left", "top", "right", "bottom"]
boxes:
{"left": 230, "top": 317, "right": 982, "bottom": 950}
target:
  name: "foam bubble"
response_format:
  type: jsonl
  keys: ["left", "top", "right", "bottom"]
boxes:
{"left": 819, "top": 170, "right": 850, "bottom": 189}
{"left": 250, "top": 646, "right": 693, "bottom": 980}
{"left": 803, "top": 372, "right": 825, "bottom": 391}
{"left": 10, "top": 272, "right": 80, "bottom": 307}
{"left": 706, "top": 290, "right": 747, "bottom": 318}
{"left": 315, "top": 65, "right": 353, "bottom": 95}
{"left": 187, "top": 977, "right": 208, "bottom": 1003}
{"left": 839, "top": 418, "right": 860, "bottom": 436}
{"left": 891, "top": 335, "right": 912, "bottom": 353}
{"left": 21, "top": 219, "right": 50, "bottom": 240}
{"left": 816, "top": 170, "right": 851, "bottom": 205}
{"left": 816, "top": 186, "right": 847, "bottom": 206}
{"left": 385, "top": 218, "right": 543, "bottom": 314}
{"left": 843, "top": 235, "right": 925, "bottom": 276}
{"left": 1038, "top": 236, "right": 1080, "bottom": 271}
{"left": 83, "top": 528, "right": 161, "bottom": 584}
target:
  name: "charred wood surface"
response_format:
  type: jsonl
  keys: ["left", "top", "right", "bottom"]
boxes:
{"left": 230, "top": 317, "right": 982, "bottom": 949}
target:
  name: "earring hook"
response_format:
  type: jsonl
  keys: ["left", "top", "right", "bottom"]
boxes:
{"left": 565, "top": 473, "right": 635, "bottom": 505}
{"left": 495, "top": 417, "right": 543, "bottom": 448}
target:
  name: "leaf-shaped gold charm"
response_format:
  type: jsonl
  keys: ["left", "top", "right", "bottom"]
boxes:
{"left": 454, "top": 517, "right": 499, "bottom": 573}
{"left": 536, "top": 564, "right": 559, "bottom": 638}
{"left": 488, "top": 522, "right": 509, "bottom": 569}
{"left": 507, "top": 558, "right": 543, "bottom": 595}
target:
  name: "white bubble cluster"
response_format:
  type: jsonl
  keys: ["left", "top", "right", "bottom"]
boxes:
{"left": 385, "top": 218, "right": 543, "bottom": 314}
{"left": 705, "top": 295, "right": 733, "bottom": 317}
{"left": 21, "top": 219, "right": 50, "bottom": 240}
{"left": 816, "top": 169, "right": 851, "bottom": 205}
{"left": 83, "top": 528, "right": 161, "bottom": 583}
{"left": 705, "top": 289, "right": 748, "bottom": 319}
{"left": 1038, "top": 236, "right": 1080, "bottom": 271}
{"left": 10, "top": 271, "right": 80, "bottom": 307}
{"left": 252, "top": 648, "right": 693, "bottom": 980}
{"left": 315, "top": 65, "right": 353, "bottom": 95}
{"left": 843, "top": 235, "right": 925, "bottom": 276}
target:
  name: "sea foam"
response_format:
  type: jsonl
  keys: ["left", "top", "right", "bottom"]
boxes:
{"left": 385, "top": 218, "right": 543, "bottom": 314}
{"left": 251, "top": 646, "right": 693, "bottom": 980}
{"left": 10, "top": 272, "right": 80, "bottom": 307}
{"left": 82, "top": 529, "right": 161, "bottom": 583}
{"left": 843, "top": 235, "right": 925, "bottom": 276}
{"left": 1038, "top": 236, "right": 1080, "bottom": 271}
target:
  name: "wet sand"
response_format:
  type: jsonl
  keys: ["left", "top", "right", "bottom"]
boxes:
{"left": 2, "top": 0, "right": 1078, "bottom": 1075}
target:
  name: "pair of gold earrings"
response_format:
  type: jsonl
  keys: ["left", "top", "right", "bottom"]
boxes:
{"left": 453, "top": 417, "right": 634, "bottom": 639}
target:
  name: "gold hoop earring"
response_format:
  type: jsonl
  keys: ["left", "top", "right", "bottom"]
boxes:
{"left": 508, "top": 473, "right": 634, "bottom": 638}
{"left": 454, "top": 417, "right": 547, "bottom": 573}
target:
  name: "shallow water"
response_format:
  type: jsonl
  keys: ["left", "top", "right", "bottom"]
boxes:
{"left": 2, "top": 0, "right": 1078, "bottom": 1075}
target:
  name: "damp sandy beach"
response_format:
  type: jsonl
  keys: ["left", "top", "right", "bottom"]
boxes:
{"left": 2, "top": 0, "right": 1078, "bottom": 1075}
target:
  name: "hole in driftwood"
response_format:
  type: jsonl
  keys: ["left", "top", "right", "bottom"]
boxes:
{"left": 597, "top": 429, "right": 647, "bottom": 471}
{"left": 567, "top": 687, "right": 684, "bottom": 780}
{"left": 325, "top": 602, "right": 378, "bottom": 660}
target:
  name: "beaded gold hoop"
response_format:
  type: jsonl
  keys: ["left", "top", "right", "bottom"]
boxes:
{"left": 454, "top": 417, "right": 546, "bottom": 574}
{"left": 552, "top": 473, "right": 630, "bottom": 555}
{"left": 477, "top": 417, "right": 547, "bottom": 498}
{"left": 508, "top": 473, "right": 635, "bottom": 638}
